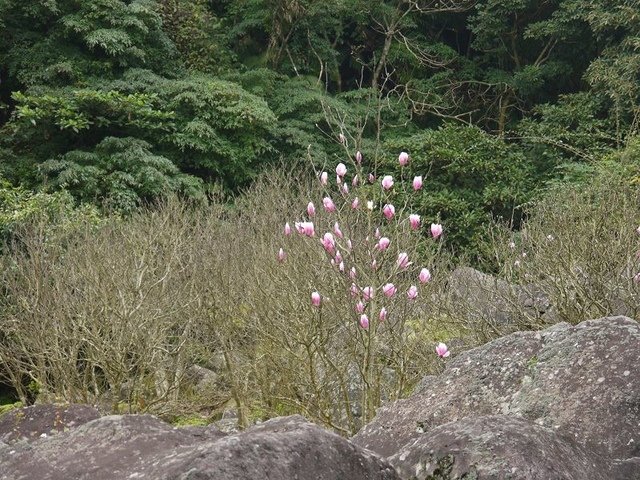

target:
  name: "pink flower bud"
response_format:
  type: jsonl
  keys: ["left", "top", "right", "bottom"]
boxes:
{"left": 336, "top": 175, "right": 342, "bottom": 184}
{"left": 431, "top": 223, "right": 443, "bottom": 239}
{"left": 356, "top": 151, "right": 363, "bottom": 164}
{"left": 634, "top": 272, "right": 640, "bottom": 283}
{"left": 351, "top": 197, "right": 360, "bottom": 209}
{"left": 407, "top": 285, "right": 418, "bottom": 300}
{"left": 335, "top": 251, "right": 343, "bottom": 264}
{"left": 368, "top": 173, "right": 375, "bottom": 184}
{"left": 436, "top": 342, "right": 450, "bottom": 358}
{"left": 322, "top": 232, "right": 336, "bottom": 253}
{"left": 339, "top": 261, "right": 345, "bottom": 272}
{"left": 350, "top": 267, "right": 357, "bottom": 279}
{"left": 377, "top": 237, "right": 390, "bottom": 251}
{"left": 350, "top": 283, "right": 359, "bottom": 297}
{"left": 347, "top": 239, "right": 353, "bottom": 250}
{"left": 379, "top": 307, "right": 387, "bottom": 321}
{"left": 334, "top": 222, "right": 343, "bottom": 238}
{"left": 375, "top": 227, "right": 381, "bottom": 239}
{"left": 296, "top": 221, "right": 315, "bottom": 237}
{"left": 381, "top": 175, "right": 394, "bottom": 190}
{"left": 320, "top": 171, "right": 328, "bottom": 185}
{"left": 409, "top": 214, "right": 420, "bottom": 230}
{"left": 356, "top": 301, "right": 365, "bottom": 314}
{"left": 341, "top": 183, "right": 349, "bottom": 194}
{"left": 307, "top": 202, "right": 316, "bottom": 217}
{"left": 359, "top": 314, "right": 369, "bottom": 329}
{"left": 413, "top": 176, "right": 423, "bottom": 191}
{"left": 336, "top": 163, "right": 347, "bottom": 177}
{"left": 339, "top": 133, "right": 346, "bottom": 144}
{"left": 397, "top": 252, "right": 410, "bottom": 270}
{"left": 362, "top": 286, "right": 374, "bottom": 301}
{"left": 352, "top": 175, "right": 359, "bottom": 186}
{"left": 311, "top": 291, "right": 321, "bottom": 307}
{"left": 383, "top": 204, "right": 395, "bottom": 220}
{"left": 323, "top": 197, "right": 336, "bottom": 212}
{"left": 382, "top": 283, "right": 397, "bottom": 297}
{"left": 419, "top": 268, "right": 431, "bottom": 283}
{"left": 371, "top": 259, "right": 378, "bottom": 270}
{"left": 277, "top": 248, "right": 286, "bottom": 262}
{"left": 398, "top": 151, "right": 409, "bottom": 166}
{"left": 284, "top": 222, "right": 292, "bottom": 235}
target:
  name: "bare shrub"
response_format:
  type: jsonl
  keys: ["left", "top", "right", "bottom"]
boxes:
{"left": 485, "top": 162, "right": 640, "bottom": 325}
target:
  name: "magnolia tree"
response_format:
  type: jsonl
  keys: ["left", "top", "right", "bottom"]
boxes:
{"left": 260, "top": 148, "right": 450, "bottom": 431}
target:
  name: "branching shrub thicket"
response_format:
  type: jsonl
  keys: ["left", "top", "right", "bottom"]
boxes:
{"left": 485, "top": 143, "right": 640, "bottom": 326}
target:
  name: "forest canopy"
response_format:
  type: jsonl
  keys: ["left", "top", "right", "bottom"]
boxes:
{"left": 1, "top": 0, "right": 640, "bottom": 258}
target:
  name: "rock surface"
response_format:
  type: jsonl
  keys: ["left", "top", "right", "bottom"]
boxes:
{"left": 0, "top": 403, "right": 100, "bottom": 444}
{"left": 0, "top": 414, "right": 400, "bottom": 480}
{"left": 389, "top": 415, "right": 609, "bottom": 480}
{"left": 353, "top": 316, "right": 640, "bottom": 479}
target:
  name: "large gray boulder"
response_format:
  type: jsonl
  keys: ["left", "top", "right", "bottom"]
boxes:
{"left": 0, "top": 414, "right": 400, "bottom": 480}
{"left": 0, "top": 404, "right": 100, "bottom": 444}
{"left": 389, "top": 415, "right": 609, "bottom": 480}
{"left": 446, "top": 266, "right": 556, "bottom": 327}
{"left": 353, "top": 316, "right": 640, "bottom": 479}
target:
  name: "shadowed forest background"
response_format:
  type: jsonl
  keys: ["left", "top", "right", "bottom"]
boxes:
{"left": 0, "top": 0, "right": 639, "bottom": 432}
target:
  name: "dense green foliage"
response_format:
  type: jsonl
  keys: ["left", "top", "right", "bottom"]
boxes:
{"left": 2, "top": 0, "right": 640, "bottom": 254}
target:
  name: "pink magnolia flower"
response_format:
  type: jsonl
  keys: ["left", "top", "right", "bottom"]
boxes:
{"left": 277, "top": 248, "right": 286, "bottom": 262}
{"left": 377, "top": 237, "right": 390, "bottom": 251}
{"left": 311, "top": 291, "right": 321, "bottom": 307}
{"left": 359, "top": 314, "right": 369, "bottom": 329}
{"left": 307, "top": 202, "right": 316, "bottom": 217}
{"left": 381, "top": 175, "right": 394, "bottom": 190}
{"left": 335, "top": 250, "right": 343, "bottom": 264}
{"left": 634, "top": 272, "right": 640, "bottom": 283}
{"left": 397, "top": 252, "right": 410, "bottom": 270}
{"left": 407, "top": 285, "right": 418, "bottom": 300}
{"left": 356, "top": 151, "right": 363, "bottom": 164}
{"left": 419, "top": 268, "right": 431, "bottom": 283}
{"left": 436, "top": 342, "right": 450, "bottom": 358}
{"left": 368, "top": 173, "right": 375, "bottom": 184}
{"left": 320, "top": 171, "right": 328, "bottom": 186}
{"left": 413, "top": 176, "right": 423, "bottom": 191}
{"left": 383, "top": 204, "right": 396, "bottom": 220}
{"left": 382, "top": 283, "right": 397, "bottom": 297}
{"left": 336, "top": 163, "right": 347, "bottom": 177}
{"left": 284, "top": 222, "right": 292, "bottom": 236}
{"left": 379, "top": 307, "right": 387, "bottom": 321}
{"left": 322, "top": 232, "right": 336, "bottom": 253}
{"left": 431, "top": 223, "right": 443, "bottom": 239}
{"left": 371, "top": 259, "right": 378, "bottom": 270}
{"left": 350, "top": 283, "right": 359, "bottom": 297}
{"left": 398, "top": 151, "right": 409, "bottom": 166}
{"left": 351, "top": 197, "right": 360, "bottom": 209}
{"left": 355, "top": 301, "right": 365, "bottom": 314}
{"left": 347, "top": 239, "right": 353, "bottom": 250}
{"left": 334, "top": 222, "right": 344, "bottom": 238}
{"left": 338, "top": 133, "right": 346, "bottom": 144}
{"left": 323, "top": 197, "right": 336, "bottom": 212}
{"left": 362, "top": 286, "right": 374, "bottom": 301}
{"left": 336, "top": 175, "right": 342, "bottom": 184}
{"left": 350, "top": 267, "right": 357, "bottom": 279}
{"left": 339, "top": 261, "right": 345, "bottom": 272}
{"left": 341, "top": 183, "right": 349, "bottom": 194}
{"left": 375, "top": 227, "right": 381, "bottom": 239}
{"left": 296, "top": 221, "right": 315, "bottom": 237}
{"left": 352, "top": 175, "right": 359, "bottom": 186}
{"left": 409, "top": 214, "right": 420, "bottom": 230}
